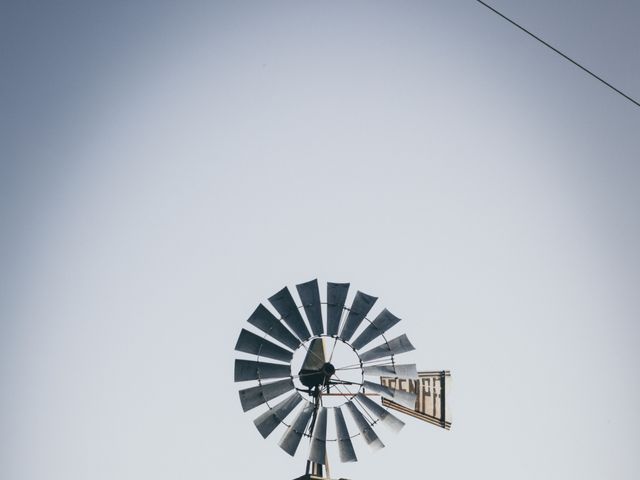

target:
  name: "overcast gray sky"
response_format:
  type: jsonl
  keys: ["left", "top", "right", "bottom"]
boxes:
{"left": 2, "top": 1, "right": 639, "bottom": 479}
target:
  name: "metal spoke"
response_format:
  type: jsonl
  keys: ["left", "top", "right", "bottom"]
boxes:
{"left": 334, "top": 360, "right": 395, "bottom": 371}
{"left": 328, "top": 336, "right": 339, "bottom": 363}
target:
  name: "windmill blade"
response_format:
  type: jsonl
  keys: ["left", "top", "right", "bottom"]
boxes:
{"left": 358, "top": 334, "right": 415, "bottom": 362}
{"left": 351, "top": 309, "right": 401, "bottom": 350}
{"left": 344, "top": 401, "right": 384, "bottom": 450}
{"left": 308, "top": 407, "right": 328, "bottom": 464}
{"left": 253, "top": 392, "right": 304, "bottom": 439}
{"left": 300, "top": 338, "right": 326, "bottom": 372}
{"left": 279, "top": 402, "right": 315, "bottom": 456}
{"left": 247, "top": 304, "right": 301, "bottom": 351}
{"left": 234, "top": 359, "right": 291, "bottom": 382}
{"left": 269, "top": 286, "right": 311, "bottom": 341}
{"left": 239, "top": 378, "right": 294, "bottom": 412}
{"left": 355, "top": 393, "right": 405, "bottom": 433}
{"left": 326, "top": 282, "right": 349, "bottom": 336}
{"left": 334, "top": 406, "right": 358, "bottom": 462}
{"left": 235, "top": 329, "right": 293, "bottom": 363}
{"left": 340, "top": 291, "right": 377, "bottom": 342}
{"left": 296, "top": 279, "right": 324, "bottom": 336}
{"left": 362, "top": 380, "right": 417, "bottom": 409}
{"left": 363, "top": 363, "right": 418, "bottom": 380}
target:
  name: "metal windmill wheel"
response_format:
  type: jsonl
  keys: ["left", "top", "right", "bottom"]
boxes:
{"left": 233, "top": 280, "right": 426, "bottom": 480}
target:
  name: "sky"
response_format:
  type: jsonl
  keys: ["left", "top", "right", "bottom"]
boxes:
{"left": 1, "top": 1, "right": 639, "bottom": 479}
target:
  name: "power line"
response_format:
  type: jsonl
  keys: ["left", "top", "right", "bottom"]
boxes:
{"left": 474, "top": 0, "right": 640, "bottom": 108}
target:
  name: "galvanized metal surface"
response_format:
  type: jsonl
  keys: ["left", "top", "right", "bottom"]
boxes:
{"left": 300, "top": 338, "right": 326, "bottom": 372}
{"left": 253, "top": 392, "right": 304, "bottom": 438}
{"left": 334, "top": 407, "right": 357, "bottom": 463}
{"left": 296, "top": 279, "right": 324, "bottom": 336}
{"left": 326, "top": 282, "right": 349, "bottom": 336}
{"left": 235, "top": 328, "right": 294, "bottom": 363}
{"left": 358, "top": 334, "right": 415, "bottom": 362}
{"left": 238, "top": 378, "right": 294, "bottom": 412}
{"left": 363, "top": 363, "right": 418, "bottom": 379}
{"left": 355, "top": 393, "right": 405, "bottom": 433}
{"left": 344, "top": 400, "right": 384, "bottom": 450}
{"left": 308, "top": 407, "right": 328, "bottom": 464}
{"left": 361, "top": 380, "right": 416, "bottom": 409}
{"left": 247, "top": 304, "right": 301, "bottom": 351}
{"left": 279, "top": 402, "right": 315, "bottom": 456}
{"left": 234, "top": 359, "right": 291, "bottom": 382}
{"left": 351, "top": 308, "right": 401, "bottom": 350}
{"left": 381, "top": 371, "right": 452, "bottom": 430}
{"left": 269, "top": 286, "right": 312, "bottom": 341}
{"left": 339, "top": 291, "right": 377, "bottom": 342}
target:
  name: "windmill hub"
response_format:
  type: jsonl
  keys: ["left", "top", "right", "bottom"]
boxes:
{"left": 298, "top": 363, "right": 335, "bottom": 389}
{"left": 296, "top": 338, "right": 339, "bottom": 389}
{"left": 291, "top": 336, "right": 362, "bottom": 402}
{"left": 322, "top": 362, "right": 335, "bottom": 377}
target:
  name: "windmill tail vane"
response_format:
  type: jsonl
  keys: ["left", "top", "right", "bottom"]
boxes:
{"left": 233, "top": 279, "right": 452, "bottom": 480}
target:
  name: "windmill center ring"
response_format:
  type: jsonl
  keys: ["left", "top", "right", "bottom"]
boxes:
{"left": 291, "top": 335, "right": 363, "bottom": 406}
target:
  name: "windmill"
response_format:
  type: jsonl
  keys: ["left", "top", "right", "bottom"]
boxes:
{"left": 234, "top": 280, "right": 451, "bottom": 480}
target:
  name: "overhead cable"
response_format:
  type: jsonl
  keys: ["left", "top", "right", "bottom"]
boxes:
{"left": 474, "top": 0, "right": 640, "bottom": 108}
